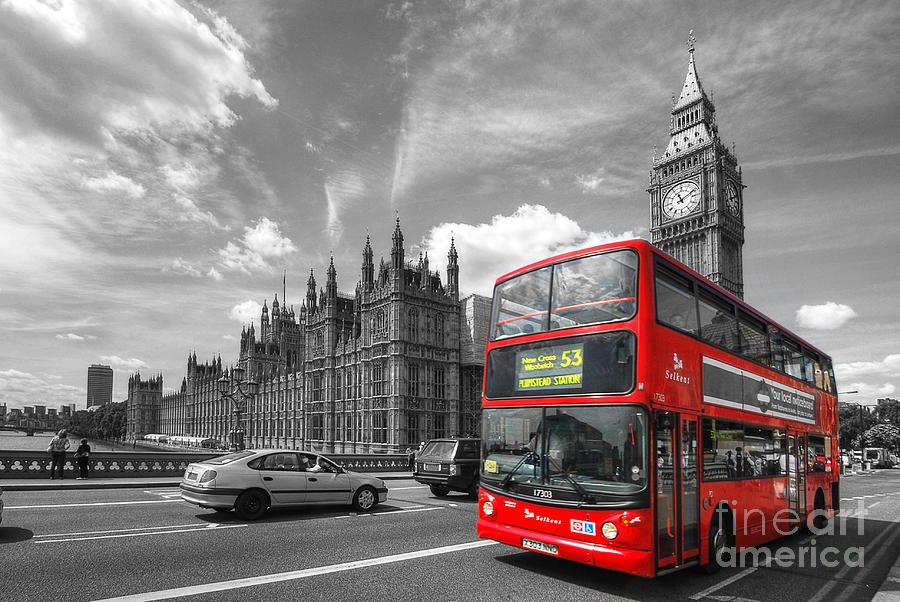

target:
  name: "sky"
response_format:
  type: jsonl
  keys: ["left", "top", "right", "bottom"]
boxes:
{"left": 1, "top": 0, "right": 898, "bottom": 411}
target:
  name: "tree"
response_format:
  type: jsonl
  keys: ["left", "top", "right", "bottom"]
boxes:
{"left": 838, "top": 404, "right": 876, "bottom": 450}
{"left": 864, "top": 423, "right": 900, "bottom": 451}
{"left": 875, "top": 398, "right": 900, "bottom": 426}
{"left": 67, "top": 402, "right": 127, "bottom": 441}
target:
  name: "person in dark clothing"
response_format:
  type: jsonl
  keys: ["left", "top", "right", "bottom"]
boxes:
{"left": 74, "top": 439, "right": 91, "bottom": 479}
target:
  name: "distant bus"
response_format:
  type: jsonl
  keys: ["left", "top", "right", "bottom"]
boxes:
{"left": 476, "top": 239, "right": 839, "bottom": 577}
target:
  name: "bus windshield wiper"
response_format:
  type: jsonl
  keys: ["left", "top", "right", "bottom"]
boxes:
{"left": 547, "top": 457, "right": 595, "bottom": 505}
{"left": 499, "top": 450, "right": 537, "bottom": 489}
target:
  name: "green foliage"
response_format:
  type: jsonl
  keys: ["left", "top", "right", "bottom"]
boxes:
{"left": 838, "top": 404, "right": 876, "bottom": 450}
{"left": 864, "top": 423, "right": 900, "bottom": 450}
{"left": 67, "top": 402, "right": 127, "bottom": 441}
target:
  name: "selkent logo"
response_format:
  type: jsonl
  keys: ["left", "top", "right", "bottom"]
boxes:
{"left": 665, "top": 352, "right": 691, "bottom": 384}
{"left": 524, "top": 509, "right": 562, "bottom": 525}
{"left": 570, "top": 519, "right": 596, "bottom": 535}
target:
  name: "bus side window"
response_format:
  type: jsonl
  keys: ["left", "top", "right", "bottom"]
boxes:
{"left": 655, "top": 267, "right": 699, "bottom": 335}
{"left": 783, "top": 337, "right": 804, "bottom": 380}
{"left": 698, "top": 291, "right": 738, "bottom": 352}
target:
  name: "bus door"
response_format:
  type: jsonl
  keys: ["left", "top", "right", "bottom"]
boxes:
{"left": 654, "top": 411, "right": 700, "bottom": 571}
{"left": 787, "top": 432, "right": 807, "bottom": 520}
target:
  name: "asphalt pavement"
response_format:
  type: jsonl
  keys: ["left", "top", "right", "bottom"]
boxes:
{"left": 3, "top": 469, "right": 898, "bottom": 600}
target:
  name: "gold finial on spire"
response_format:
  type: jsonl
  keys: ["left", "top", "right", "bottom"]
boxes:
{"left": 687, "top": 30, "right": 696, "bottom": 54}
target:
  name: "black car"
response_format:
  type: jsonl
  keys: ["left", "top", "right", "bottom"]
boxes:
{"left": 413, "top": 438, "right": 480, "bottom": 498}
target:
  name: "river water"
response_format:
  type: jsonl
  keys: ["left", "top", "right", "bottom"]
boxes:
{"left": 0, "top": 431, "right": 136, "bottom": 452}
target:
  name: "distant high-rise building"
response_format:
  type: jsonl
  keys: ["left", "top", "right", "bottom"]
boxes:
{"left": 87, "top": 364, "right": 114, "bottom": 407}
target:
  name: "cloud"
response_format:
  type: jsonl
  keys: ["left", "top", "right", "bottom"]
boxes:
{"left": 795, "top": 302, "right": 858, "bottom": 330}
{"left": 835, "top": 354, "right": 900, "bottom": 382}
{"left": 164, "top": 257, "right": 203, "bottom": 278}
{"left": 99, "top": 355, "right": 148, "bottom": 372}
{"left": 55, "top": 333, "right": 95, "bottom": 342}
{"left": 218, "top": 217, "right": 297, "bottom": 273}
{"left": 0, "top": 369, "right": 82, "bottom": 408}
{"left": 423, "top": 204, "right": 636, "bottom": 296}
{"left": 324, "top": 171, "right": 367, "bottom": 242}
{"left": 172, "top": 194, "right": 224, "bottom": 229}
{"left": 229, "top": 300, "right": 262, "bottom": 324}
{"left": 81, "top": 171, "right": 146, "bottom": 200}
{"left": 0, "top": 0, "right": 276, "bottom": 147}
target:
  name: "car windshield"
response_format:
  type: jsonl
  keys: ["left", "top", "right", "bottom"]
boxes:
{"left": 481, "top": 405, "right": 648, "bottom": 496}
{"left": 491, "top": 249, "right": 638, "bottom": 340}
{"left": 201, "top": 451, "right": 255, "bottom": 465}
{"left": 420, "top": 441, "right": 456, "bottom": 459}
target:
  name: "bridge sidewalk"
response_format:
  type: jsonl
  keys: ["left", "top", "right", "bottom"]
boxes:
{"left": 1, "top": 472, "right": 414, "bottom": 492}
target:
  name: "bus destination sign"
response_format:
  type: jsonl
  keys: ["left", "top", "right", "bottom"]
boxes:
{"left": 515, "top": 342, "right": 584, "bottom": 392}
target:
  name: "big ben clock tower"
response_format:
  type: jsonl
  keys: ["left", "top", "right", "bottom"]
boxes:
{"left": 648, "top": 32, "right": 745, "bottom": 299}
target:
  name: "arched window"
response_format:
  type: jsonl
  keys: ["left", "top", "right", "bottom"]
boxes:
{"left": 434, "top": 314, "right": 444, "bottom": 346}
{"left": 407, "top": 308, "right": 419, "bottom": 342}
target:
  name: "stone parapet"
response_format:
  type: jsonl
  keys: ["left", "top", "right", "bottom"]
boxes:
{"left": 0, "top": 450, "right": 409, "bottom": 478}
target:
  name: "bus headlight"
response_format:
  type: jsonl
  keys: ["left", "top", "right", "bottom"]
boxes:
{"left": 601, "top": 522, "right": 618, "bottom": 540}
{"left": 482, "top": 500, "right": 495, "bottom": 516}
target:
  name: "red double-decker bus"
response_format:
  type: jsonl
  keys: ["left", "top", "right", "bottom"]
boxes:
{"left": 476, "top": 239, "right": 839, "bottom": 577}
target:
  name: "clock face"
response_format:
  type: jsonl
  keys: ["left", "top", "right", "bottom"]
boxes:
{"left": 662, "top": 181, "right": 701, "bottom": 219}
{"left": 725, "top": 181, "right": 740, "bottom": 216}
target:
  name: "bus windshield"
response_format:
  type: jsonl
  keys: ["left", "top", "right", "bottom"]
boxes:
{"left": 491, "top": 249, "right": 638, "bottom": 340}
{"left": 481, "top": 405, "right": 648, "bottom": 496}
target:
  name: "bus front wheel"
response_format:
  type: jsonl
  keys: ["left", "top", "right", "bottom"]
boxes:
{"left": 703, "top": 518, "right": 731, "bottom": 574}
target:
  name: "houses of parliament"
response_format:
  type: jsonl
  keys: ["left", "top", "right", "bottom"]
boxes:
{"left": 126, "top": 35, "right": 746, "bottom": 453}
{"left": 126, "top": 218, "right": 492, "bottom": 454}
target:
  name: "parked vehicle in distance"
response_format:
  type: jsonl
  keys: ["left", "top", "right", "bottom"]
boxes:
{"left": 180, "top": 449, "right": 388, "bottom": 520}
{"left": 864, "top": 447, "right": 894, "bottom": 469}
{"left": 414, "top": 438, "right": 481, "bottom": 498}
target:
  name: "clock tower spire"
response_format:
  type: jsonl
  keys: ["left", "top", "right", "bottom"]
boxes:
{"left": 648, "top": 31, "right": 746, "bottom": 298}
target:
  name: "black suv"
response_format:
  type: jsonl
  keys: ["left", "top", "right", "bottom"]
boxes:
{"left": 413, "top": 438, "right": 480, "bottom": 499}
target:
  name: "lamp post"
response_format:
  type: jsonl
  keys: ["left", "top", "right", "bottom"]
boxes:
{"left": 218, "top": 365, "right": 259, "bottom": 451}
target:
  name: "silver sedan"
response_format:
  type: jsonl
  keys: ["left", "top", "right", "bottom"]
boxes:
{"left": 180, "top": 449, "right": 388, "bottom": 520}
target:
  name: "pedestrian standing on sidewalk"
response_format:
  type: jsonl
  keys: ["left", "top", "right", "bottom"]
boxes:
{"left": 74, "top": 439, "right": 91, "bottom": 480}
{"left": 48, "top": 429, "right": 70, "bottom": 479}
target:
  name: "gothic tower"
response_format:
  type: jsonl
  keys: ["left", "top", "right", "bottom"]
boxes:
{"left": 648, "top": 32, "right": 745, "bottom": 298}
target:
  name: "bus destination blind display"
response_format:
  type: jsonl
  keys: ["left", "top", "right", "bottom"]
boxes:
{"left": 515, "top": 343, "right": 584, "bottom": 392}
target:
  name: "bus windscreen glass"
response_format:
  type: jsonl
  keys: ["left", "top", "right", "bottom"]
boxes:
{"left": 481, "top": 405, "right": 648, "bottom": 496}
{"left": 491, "top": 249, "right": 637, "bottom": 340}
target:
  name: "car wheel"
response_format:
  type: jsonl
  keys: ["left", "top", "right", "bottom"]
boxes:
{"left": 235, "top": 489, "right": 268, "bottom": 521}
{"left": 353, "top": 486, "right": 377, "bottom": 511}
{"left": 430, "top": 484, "right": 450, "bottom": 497}
{"left": 467, "top": 479, "right": 479, "bottom": 500}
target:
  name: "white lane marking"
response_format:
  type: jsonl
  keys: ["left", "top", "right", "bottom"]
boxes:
{"left": 35, "top": 524, "right": 246, "bottom": 544}
{"left": 690, "top": 568, "right": 757, "bottom": 600}
{"left": 35, "top": 523, "right": 213, "bottom": 538}
{"left": 807, "top": 520, "right": 900, "bottom": 602}
{"left": 335, "top": 506, "right": 441, "bottom": 519}
{"left": 7, "top": 500, "right": 182, "bottom": 509}
{"left": 388, "top": 486, "right": 429, "bottom": 490}
{"left": 90, "top": 540, "right": 498, "bottom": 601}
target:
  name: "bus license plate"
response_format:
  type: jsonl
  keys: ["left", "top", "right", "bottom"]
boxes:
{"left": 424, "top": 463, "right": 441, "bottom": 472}
{"left": 522, "top": 538, "right": 558, "bottom": 555}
